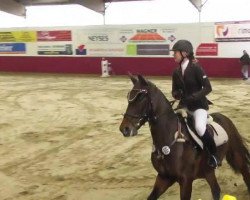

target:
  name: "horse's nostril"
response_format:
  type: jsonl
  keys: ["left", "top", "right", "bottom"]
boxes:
{"left": 123, "top": 126, "right": 130, "bottom": 137}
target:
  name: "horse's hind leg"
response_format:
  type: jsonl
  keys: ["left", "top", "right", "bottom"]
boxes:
{"left": 205, "top": 171, "right": 221, "bottom": 200}
{"left": 147, "top": 174, "right": 175, "bottom": 200}
{"left": 213, "top": 112, "right": 250, "bottom": 192}
{"left": 240, "top": 164, "right": 250, "bottom": 192}
{"left": 225, "top": 133, "right": 250, "bottom": 191}
{"left": 232, "top": 151, "right": 250, "bottom": 192}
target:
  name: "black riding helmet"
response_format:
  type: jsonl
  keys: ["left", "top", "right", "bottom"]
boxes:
{"left": 171, "top": 40, "right": 194, "bottom": 56}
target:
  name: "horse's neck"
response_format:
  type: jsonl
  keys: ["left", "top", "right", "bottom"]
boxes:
{"left": 150, "top": 91, "right": 178, "bottom": 147}
{"left": 153, "top": 89, "right": 176, "bottom": 121}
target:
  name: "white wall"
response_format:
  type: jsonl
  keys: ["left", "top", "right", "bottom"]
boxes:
{"left": 0, "top": 22, "right": 249, "bottom": 58}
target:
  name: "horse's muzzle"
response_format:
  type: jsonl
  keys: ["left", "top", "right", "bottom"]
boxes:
{"left": 119, "top": 119, "right": 138, "bottom": 137}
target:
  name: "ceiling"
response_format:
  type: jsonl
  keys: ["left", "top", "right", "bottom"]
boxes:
{"left": 0, "top": 0, "right": 151, "bottom": 17}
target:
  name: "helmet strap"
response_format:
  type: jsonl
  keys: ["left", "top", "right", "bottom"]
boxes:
{"left": 180, "top": 51, "right": 186, "bottom": 64}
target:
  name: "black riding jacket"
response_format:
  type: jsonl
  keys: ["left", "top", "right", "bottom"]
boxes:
{"left": 171, "top": 61, "right": 212, "bottom": 111}
{"left": 240, "top": 53, "right": 250, "bottom": 65}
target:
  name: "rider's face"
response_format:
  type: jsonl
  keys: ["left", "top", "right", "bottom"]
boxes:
{"left": 173, "top": 51, "right": 182, "bottom": 63}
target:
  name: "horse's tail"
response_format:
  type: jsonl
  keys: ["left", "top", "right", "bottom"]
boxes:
{"left": 212, "top": 112, "right": 250, "bottom": 191}
{"left": 226, "top": 123, "right": 250, "bottom": 173}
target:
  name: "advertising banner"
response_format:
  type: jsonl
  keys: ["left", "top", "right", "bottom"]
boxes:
{"left": 87, "top": 44, "right": 124, "bottom": 56}
{"left": 37, "top": 44, "right": 73, "bottom": 55}
{"left": 0, "top": 43, "right": 26, "bottom": 54}
{"left": 37, "top": 30, "right": 72, "bottom": 41}
{"left": 75, "top": 27, "right": 175, "bottom": 57}
{"left": 196, "top": 43, "right": 218, "bottom": 56}
{"left": 127, "top": 44, "right": 169, "bottom": 55}
{"left": 215, "top": 21, "right": 250, "bottom": 42}
{"left": 0, "top": 31, "right": 36, "bottom": 42}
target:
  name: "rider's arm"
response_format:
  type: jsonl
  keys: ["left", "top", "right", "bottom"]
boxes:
{"left": 172, "top": 71, "right": 183, "bottom": 100}
{"left": 191, "top": 65, "right": 212, "bottom": 100}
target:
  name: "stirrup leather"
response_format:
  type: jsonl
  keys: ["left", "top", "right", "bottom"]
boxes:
{"left": 208, "top": 155, "right": 220, "bottom": 168}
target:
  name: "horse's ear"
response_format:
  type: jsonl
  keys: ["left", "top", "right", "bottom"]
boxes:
{"left": 128, "top": 72, "right": 137, "bottom": 85}
{"left": 138, "top": 75, "right": 148, "bottom": 86}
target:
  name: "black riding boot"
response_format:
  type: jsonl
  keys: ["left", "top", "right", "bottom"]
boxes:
{"left": 201, "top": 130, "right": 220, "bottom": 168}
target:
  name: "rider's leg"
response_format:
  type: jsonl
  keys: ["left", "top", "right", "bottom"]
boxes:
{"left": 201, "top": 130, "right": 219, "bottom": 168}
{"left": 192, "top": 109, "right": 219, "bottom": 168}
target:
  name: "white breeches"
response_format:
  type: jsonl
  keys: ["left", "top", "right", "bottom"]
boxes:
{"left": 188, "top": 109, "right": 208, "bottom": 137}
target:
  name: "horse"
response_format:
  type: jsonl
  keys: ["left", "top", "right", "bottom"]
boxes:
{"left": 119, "top": 74, "right": 250, "bottom": 200}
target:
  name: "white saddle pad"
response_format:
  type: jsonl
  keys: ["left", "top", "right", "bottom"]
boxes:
{"left": 186, "top": 120, "right": 228, "bottom": 149}
{"left": 175, "top": 109, "right": 229, "bottom": 149}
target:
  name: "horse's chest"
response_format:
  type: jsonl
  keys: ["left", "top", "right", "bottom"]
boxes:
{"left": 151, "top": 153, "right": 179, "bottom": 177}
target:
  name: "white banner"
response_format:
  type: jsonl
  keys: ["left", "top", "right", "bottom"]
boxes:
{"left": 75, "top": 27, "right": 176, "bottom": 56}
{"left": 215, "top": 21, "right": 250, "bottom": 42}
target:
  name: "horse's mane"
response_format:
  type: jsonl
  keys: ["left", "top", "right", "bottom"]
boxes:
{"left": 146, "top": 80, "right": 173, "bottom": 108}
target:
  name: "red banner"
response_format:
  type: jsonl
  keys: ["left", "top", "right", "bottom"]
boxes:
{"left": 37, "top": 30, "right": 72, "bottom": 41}
{"left": 196, "top": 43, "right": 218, "bottom": 56}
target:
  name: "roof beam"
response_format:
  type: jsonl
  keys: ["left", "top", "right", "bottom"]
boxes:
{"left": 0, "top": 0, "right": 26, "bottom": 17}
{"left": 0, "top": 0, "right": 152, "bottom": 17}
{"left": 189, "top": 0, "right": 208, "bottom": 12}
{"left": 72, "top": 0, "right": 105, "bottom": 13}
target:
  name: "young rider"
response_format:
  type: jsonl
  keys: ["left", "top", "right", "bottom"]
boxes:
{"left": 171, "top": 39, "right": 219, "bottom": 168}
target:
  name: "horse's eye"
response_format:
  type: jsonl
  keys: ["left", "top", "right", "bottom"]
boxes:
{"left": 137, "top": 93, "right": 145, "bottom": 101}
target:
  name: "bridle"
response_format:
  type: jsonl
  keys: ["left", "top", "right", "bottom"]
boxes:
{"left": 123, "top": 88, "right": 156, "bottom": 129}
{"left": 122, "top": 86, "right": 183, "bottom": 158}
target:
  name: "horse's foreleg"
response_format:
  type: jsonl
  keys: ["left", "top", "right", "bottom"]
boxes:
{"left": 205, "top": 171, "right": 221, "bottom": 200}
{"left": 179, "top": 177, "right": 193, "bottom": 200}
{"left": 147, "top": 174, "right": 175, "bottom": 200}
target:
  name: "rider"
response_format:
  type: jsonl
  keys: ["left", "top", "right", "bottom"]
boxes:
{"left": 170, "top": 39, "right": 219, "bottom": 168}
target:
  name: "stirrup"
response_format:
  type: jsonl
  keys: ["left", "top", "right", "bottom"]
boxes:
{"left": 208, "top": 155, "right": 220, "bottom": 169}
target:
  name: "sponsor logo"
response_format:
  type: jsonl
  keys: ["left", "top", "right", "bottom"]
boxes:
{"left": 76, "top": 44, "right": 87, "bottom": 55}
{"left": 120, "top": 36, "right": 127, "bottom": 43}
{"left": 129, "top": 29, "right": 166, "bottom": 42}
{"left": 238, "top": 28, "right": 250, "bottom": 34}
{"left": 136, "top": 29, "right": 157, "bottom": 33}
{"left": 88, "top": 35, "right": 109, "bottom": 42}
{"left": 216, "top": 25, "right": 229, "bottom": 37}
{"left": 168, "top": 35, "right": 176, "bottom": 42}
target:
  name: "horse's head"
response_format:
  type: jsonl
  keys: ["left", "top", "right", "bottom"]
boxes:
{"left": 119, "top": 74, "right": 155, "bottom": 137}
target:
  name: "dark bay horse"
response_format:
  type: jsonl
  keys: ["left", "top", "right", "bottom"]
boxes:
{"left": 119, "top": 74, "right": 250, "bottom": 200}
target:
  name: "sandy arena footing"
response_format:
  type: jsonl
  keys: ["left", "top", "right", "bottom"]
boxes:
{"left": 0, "top": 73, "right": 249, "bottom": 200}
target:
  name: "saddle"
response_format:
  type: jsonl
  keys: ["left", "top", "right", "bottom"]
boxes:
{"left": 175, "top": 109, "right": 228, "bottom": 150}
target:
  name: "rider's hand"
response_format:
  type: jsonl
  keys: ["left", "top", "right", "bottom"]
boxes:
{"left": 185, "top": 94, "right": 197, "bottom": 103}
{"left": 172, "top": 89, "right": 183, "bottom": 100}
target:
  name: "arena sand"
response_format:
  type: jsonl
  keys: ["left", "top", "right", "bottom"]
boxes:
{"left": 0, "top": 73, "right": 249, "bottom": 200}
